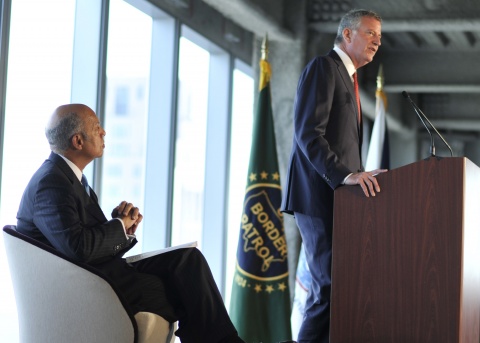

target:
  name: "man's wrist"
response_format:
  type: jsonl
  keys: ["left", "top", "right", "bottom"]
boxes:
{"left": 342, "top": 173, "right": 353, "bottom": 184}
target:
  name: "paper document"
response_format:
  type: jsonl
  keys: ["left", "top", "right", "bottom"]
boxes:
{"left": 126, "top": 241, "right": 198, "bottom": 263}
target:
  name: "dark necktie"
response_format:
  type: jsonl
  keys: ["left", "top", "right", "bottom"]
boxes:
{"left": 81, "top": 174, "right": 90, "bottom": 196}
{"left": 353, "top": 72, "right": 362, "bottom": 124}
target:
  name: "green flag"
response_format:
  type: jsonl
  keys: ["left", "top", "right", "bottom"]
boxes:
{"left": 230, "top": 40, "right": 292, "bottom": 343}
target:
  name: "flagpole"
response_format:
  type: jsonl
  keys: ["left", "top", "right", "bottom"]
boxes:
{"left": 376, "top": 64, "right": 384, "bottom": 91}
{"left": 261, "top": 33, "right": 268, "bottom": 61}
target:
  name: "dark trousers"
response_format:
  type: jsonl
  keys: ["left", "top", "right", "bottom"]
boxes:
{"left": 294, "top": 212, "right": 333, "bottom": 343}
{"left": 97, "top": 248, "right": 237, "bottom": 343}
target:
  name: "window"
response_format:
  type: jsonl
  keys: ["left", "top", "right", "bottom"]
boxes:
{"left": 114, "top": 86, "right": 130, "bottom": 116}
{"left": 171, "top": 36, "right": 210, "bottom": 249}
{"left": 0, "top": 1, "right": 254, "bottom": 340}
{"left": 100, "top": 0, "right": 153, "bottom": 257}
{"left": 225, "top": 62, "right": 254, "bottom": 308}
{"left": 0, "top": 1, "right": 76, "bottom": 340}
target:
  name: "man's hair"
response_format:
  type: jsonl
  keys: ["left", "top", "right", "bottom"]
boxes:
{"left": 334, "top": 9, "right": 382, "bottom": 45}
{"left": 45, "top": 111, "right": 88, "bottom": 154}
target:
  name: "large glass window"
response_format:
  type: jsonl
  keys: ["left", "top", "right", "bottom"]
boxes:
{"left": 101, "top": 0, "right": 153, "bottom": 256}
{"left": 171, "top": 37, "right": 210, "bottom": 249}
{"left": 0, "top": 1, "right": 76, "bottom": 341}
{"left": 0, "top": 1, "right": 254, "bottom": 340}
{"left": 225, "top": 63, "right": 254, "bottom": 307}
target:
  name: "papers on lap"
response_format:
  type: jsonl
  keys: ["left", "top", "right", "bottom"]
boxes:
{"left": 126, "top": 241, "right": 198, "bottom": 263}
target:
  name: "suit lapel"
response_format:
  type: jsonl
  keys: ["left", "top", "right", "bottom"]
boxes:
{"left": 329, "top": 51, "right": 354, "bottom": 91}
{"left": 329, "top": 50, "right": 363, "bottom": 143}
{"left": 49, "top": 152, "right": 107, "bottom": 223}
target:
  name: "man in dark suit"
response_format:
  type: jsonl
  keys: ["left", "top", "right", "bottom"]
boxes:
{"left": 16, "top": 103, "right": 245, "bottom": 343}
{"left": 281, "top": 9, "right": 387, "bottom": 343}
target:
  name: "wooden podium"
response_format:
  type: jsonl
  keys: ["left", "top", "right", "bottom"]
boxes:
{"left": 330, "top": 157, "right": 480, "bottom": 343}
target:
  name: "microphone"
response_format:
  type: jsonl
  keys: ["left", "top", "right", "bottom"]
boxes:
{"left": 402, "top": 91, "right": 453, "bottom": 157}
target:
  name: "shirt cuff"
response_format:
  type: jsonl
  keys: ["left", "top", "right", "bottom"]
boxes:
{"left": 342, "top": 173, "right": 353, "bottom": 184}
{"left": 127, "top": 234, "right": 136, "bottom": 245}
{"left": 113, "top": 218, "right": 129, "bottom": 239}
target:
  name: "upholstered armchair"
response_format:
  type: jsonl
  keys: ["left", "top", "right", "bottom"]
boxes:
{"left": 3, "top": 225, "right": 176, "bottom": 343}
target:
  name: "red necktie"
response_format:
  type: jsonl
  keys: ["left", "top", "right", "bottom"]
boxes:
{"left": 353, "top": 72, "right": 361, "bottom": 123}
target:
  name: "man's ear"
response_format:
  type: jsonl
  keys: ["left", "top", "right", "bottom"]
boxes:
{"left": 343, "top": 28, "right": 352, "bottom": 43}
{"left": 70, "top": 134, "right": 83, "bottom": 150}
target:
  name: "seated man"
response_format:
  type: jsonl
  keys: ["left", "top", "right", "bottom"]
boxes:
{"left": 16, "top": 103, "right": 245, "bottom": 343}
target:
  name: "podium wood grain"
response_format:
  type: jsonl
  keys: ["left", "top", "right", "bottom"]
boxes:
{"left": 330, "top": 157, "right": 480, "bottom": 343}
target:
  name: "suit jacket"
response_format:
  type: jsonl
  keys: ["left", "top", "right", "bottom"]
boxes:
{"left": 281, "top": 50, "right": 364, "bottom": 218}
{"left": 16, "top": 152, "right": 163, "bottom": 315}
{"left": 17, "top": 152, "right": 133, "bottom": 263}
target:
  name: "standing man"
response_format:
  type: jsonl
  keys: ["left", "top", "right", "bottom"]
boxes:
{"left": 281, "top": 9, "right": 387, "bottom": 343}
{"left": 16, "top": 103, "right": 245, "bottom": 343}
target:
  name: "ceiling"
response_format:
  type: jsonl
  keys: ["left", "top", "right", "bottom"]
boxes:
{"left": 308, "top": 0, "right": 480, "bottom": 142}
{"left": 199, "top": 0, "right": 480, "bottom": 157}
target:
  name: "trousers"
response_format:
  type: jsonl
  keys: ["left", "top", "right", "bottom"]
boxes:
{"left": 294, "top": 212, "right": 333, "bottom": 343}
{"left": 96, "top": 247, "right": 237, "bottom": 343}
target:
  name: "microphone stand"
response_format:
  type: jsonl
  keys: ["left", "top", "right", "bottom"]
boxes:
{"left": 411, "top": 100, "right": 453, "bottom": 157}
{"left": 402, "top": 91, "right": 436, "bottom": 157}
{"left": 402, "top": 91, "right": 453, "bottom": 158}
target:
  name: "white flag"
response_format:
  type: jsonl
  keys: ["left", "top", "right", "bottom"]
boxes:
{"left": 365, "top": 88, "right": 389, "bottom": 170}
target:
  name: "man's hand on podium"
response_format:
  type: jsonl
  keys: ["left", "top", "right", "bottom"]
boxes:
{"left": 344, "top": 169, "right": 388, "bottom": 197}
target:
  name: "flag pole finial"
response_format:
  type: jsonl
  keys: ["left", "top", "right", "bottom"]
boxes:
{"left": 261, "top": 33, "right": 269, "bottom": 61}
{"left": 376, "top": 64, "right": 384, "bottom": 91}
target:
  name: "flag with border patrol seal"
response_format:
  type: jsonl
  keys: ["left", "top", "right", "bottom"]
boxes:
{"left": 229, "top": 39, "right": 292, "bottom": 343}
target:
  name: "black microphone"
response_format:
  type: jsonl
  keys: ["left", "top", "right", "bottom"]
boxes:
{"left": 402, "top": 91, "right": 453, "bottom": 157}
